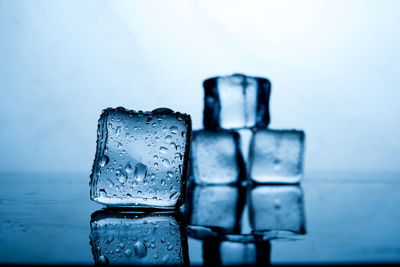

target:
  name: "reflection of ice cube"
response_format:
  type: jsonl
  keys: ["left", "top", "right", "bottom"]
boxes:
{"left": 90, "top": 210, "right": 189, "bottom": 265}
{"left": 89, "top": 107, "right": 191, "bottom": 208}
{"left": 201, "top": 238, "right": 270, "bottom": 266}
{"left": 186, "top": 185, "right": 245, "bottom": 233}
{"left": 203, "top": 73, "right": 271, "bottom": 130}
{"left": 249, "top": 186, "right": 306, "bottom": 234}
{"left": 190, "top": 130, "right": 245, "bottom": 184}
{"left": 249, "top": 129, "right": 305, "bottom": 184}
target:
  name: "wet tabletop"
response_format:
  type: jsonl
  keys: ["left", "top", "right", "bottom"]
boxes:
{"left": 0, "top": 172, "right": 399, "bottom": 265}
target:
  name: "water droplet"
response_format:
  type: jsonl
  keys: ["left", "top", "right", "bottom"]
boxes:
{"left": 170, "top": 142, "right": 176, "bottom": 149}
{"left": 161, "top": 179, "right": 166, "bottom": 186}
{"left": 176, "top": 114, "right": 183, "bottom": 121}
{"left": 160, "top": 237, "right": 166, "bottom": 243}
{"left": 152, "top": 107, "right": 174, "bottom": 114}
{"left": 154, "top": 254, "right": 159, "bottom": 260}
{"left": 137, "top": 191, "right": 142, "bottom": 196}
{"left": 106, "top": 236, "right": 114, "bottom": 244}
{"left": 134, "top": 163, "right": 147, "bottom": 181}
{"left": 125, "top": 162, "right": 132, "bottom": 173}
{"left": 170, "top": 191, "right": 178, "bottom": 199}
{"left": 117, "top": 142, "right": 123, "bottom": 149}
{"left": 170, "top": 126, "right": 178, "bottom": 134}
{"left": 167, "top": 171, "right": 174, "bottom": 178}
{"left": 124, "top": 249, "right": 132, "bottom": 258}
{"left": 98, "top": 255, "right": 109, "bottom": 264}
{"left": 118, "top": 172, "right": 126, "bottom": 184}
{"left": 145, "top": 117, "right": 153, "bottom": 124}
{"left": 143, "top": 220, "right": 147, "bottom": 224}
{"left": 165, "top": 135, "right": 172, "bottom": 143}
{"left": 119, "top": 243, "right": 125, "bottom": 249}
{"left": 133, "top": 241, "right": 147, "bottom": 258}
{"left": 162, "top": 158, "right": 171, "bottom": 168}
{"left": 160, "top": 146, "right": 168, "bottom": 153}
{"left": 99, "top": 155, "right": 109, "bottom": 167}
{"left": 167, "top": 244, "right": 174, "bottom": 251}
{"left": 99, "top": 189, "right": 107, "bottom": 198}
{"left": 115, "top": 126, "right": 122, "bottom": 135}
{"left": 162, "top": 255, "right": 170, "bottom": 263}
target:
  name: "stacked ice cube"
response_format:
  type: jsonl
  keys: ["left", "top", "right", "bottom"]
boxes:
{"left": 190, "top": 73, "right": 306, "bottom": 185}
{"left": 186, "top": 74, "right": 307, "bottom": 264}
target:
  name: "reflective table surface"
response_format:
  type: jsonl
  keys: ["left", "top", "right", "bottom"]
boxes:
{"left": 0, "top": 172, "right": 399, "bottom": 265}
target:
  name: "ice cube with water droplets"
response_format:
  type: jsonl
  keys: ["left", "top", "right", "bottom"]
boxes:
{"left": 203, "top": 73, "right": 271, "bottom": 130}
{"left": 190, "top": 129, "right": 246, "bottom": 184}
{"left": 90, "top": 210, "right": 189, "bottom": 265}
{"left": 90, "top": 107, "right": 191, "bottom": 208}
{"left": 248, "top": 129, "right": 305, "bottom": 184}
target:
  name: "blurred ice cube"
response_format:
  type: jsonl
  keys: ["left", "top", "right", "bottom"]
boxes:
{"left": 90, "top": 107, "right": 191, "bottom": 208}
{"left": 249, "top": 186, "right": 306, "bottom": 234}
{"left": 186, "top": 185, "right": 245, "bottom": 234}
{"left": 200, "top": 237, "right": 270, "bottom": 266}
{"left": 249, "top": 129, "right": 305, "bottom": 184}
{"left": 90, "top": 210, "right": 189, "bottom": 265}
{"left": 190, "top": 129, "right": 245, "bottom": 184}
{"left": 203, "top": 73, "right": 271, "bottom": 130}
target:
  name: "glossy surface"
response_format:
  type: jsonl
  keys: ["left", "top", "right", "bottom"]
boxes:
{"left": 0, "top": 172, "right": 399, "bottom": 264}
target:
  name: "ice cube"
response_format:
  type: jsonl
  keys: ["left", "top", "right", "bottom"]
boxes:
{"left": 248, "top": 129, "right": 305, "bottom": 184}
{"left": 249, "top": 186, "right": 306, "bottom": 234}
{"left": 90, "top": 210, "right": 189, "bottom": 265}
{"left": 89, "top": 107, "right": 191, "bottom": 208}
{"left": 220, "top": 240, "right": 270, "bottom": 266}
{"left": 185, "top": 184, "right": 245, "bottom": 233}
{"left": 190, "top": 129, "right": 245, "bottom": 184}
{"left": 200, "top": 238, "right": 270, "bottom": 266}
{"left": 203, "top": 73, "right": 271, "bottom": 130}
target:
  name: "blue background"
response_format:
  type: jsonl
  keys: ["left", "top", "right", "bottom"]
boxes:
{"left": 0, "top": 0, "right": 399, "bottom": 174}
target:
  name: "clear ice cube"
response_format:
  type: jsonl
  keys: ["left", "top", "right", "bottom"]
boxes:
{"left": 90, "top": 210, "right": 189, "bottom": 265}
{"left": 249, "top": 186, "right": 306, "bottom": 234}
{"left": 249, "top": 129, "right": 305, "bottom": 184}
{"left": 200, "top": 238, "right": 270, "bottom": 266}
{"left": 190, "top": 130, "right": 245, "bottom": 184}
{"left": 90, "top": 107, "right": 192, "bottom": 208}
{"left": 185, "top": 185, "right": 245, "bottom": 233}
{"left": 203, "top": 73, "right": 271, "bottom": 130}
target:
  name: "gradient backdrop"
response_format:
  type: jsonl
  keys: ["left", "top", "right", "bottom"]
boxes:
{"left": 0, "top": 0, "right": 399, "bottom": 174}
